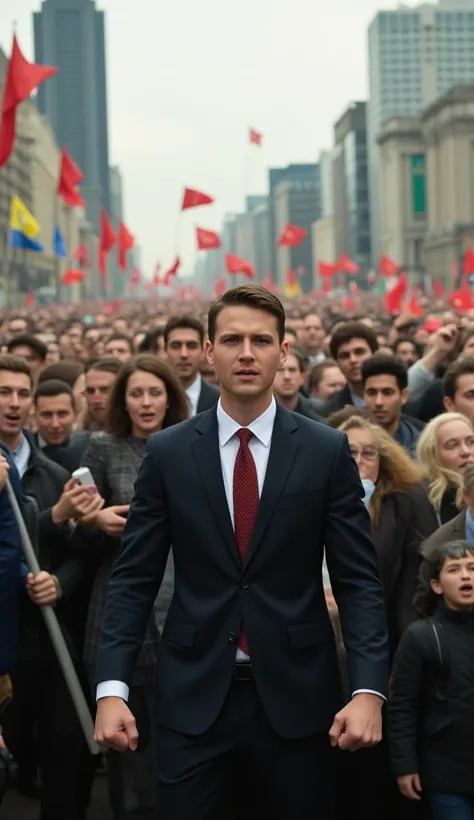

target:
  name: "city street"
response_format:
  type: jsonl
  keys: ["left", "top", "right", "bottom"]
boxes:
{"left": 2, "top": 777, "right": 112, "bottom": 819}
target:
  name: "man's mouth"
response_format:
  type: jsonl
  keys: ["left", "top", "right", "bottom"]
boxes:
{"left": 5, "top": 414, "right": 21, "bottom": 423}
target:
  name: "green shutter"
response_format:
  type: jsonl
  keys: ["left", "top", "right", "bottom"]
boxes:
{"left": 411, "top": 154, "right": 426, "bottom": 215}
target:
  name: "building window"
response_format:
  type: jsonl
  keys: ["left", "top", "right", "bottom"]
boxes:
{"left": 411, "top": 154, "right": 426, "bottom": 215}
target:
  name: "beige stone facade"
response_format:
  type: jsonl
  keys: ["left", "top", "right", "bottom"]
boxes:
{"left": 312, "top": 216, "right": 336, "bottom": 289}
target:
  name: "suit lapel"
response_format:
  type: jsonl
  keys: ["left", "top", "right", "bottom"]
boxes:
{"left": 191, "top": 409, "right": 241, "bottom": 567}
{"left": 244, "top": 407, "right": 299, "bottom": 568}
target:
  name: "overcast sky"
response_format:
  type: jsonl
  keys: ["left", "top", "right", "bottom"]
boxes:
{"left": 0, "top": 0, "right": 417, "bottom": 278}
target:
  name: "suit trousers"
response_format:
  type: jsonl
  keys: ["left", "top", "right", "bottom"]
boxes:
{"left": 155, "top": 677, "right": 337, "bottom": 820}
{"left": 3, "top": 653, "right": 95, "bottom": 820}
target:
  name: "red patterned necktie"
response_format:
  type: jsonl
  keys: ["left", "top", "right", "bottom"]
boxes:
{"left": 233, "top": 428, "right": 259, "bottom": 653}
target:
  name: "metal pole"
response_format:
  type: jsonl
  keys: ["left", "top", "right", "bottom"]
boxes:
{"left": 5, "top": 478, "right": 100, "bottom": 756}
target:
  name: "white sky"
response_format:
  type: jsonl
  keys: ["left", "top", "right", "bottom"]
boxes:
{"left": 0, "top": 0, "right": 418, "bottom": 278}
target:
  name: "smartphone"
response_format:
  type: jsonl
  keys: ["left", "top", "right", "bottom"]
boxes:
{"left": 72, "top": 467, "right": 96, "bottom": 487}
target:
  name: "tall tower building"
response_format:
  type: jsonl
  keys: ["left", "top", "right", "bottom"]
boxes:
{"left": 367, "top": 0, "right": 474, "bottom": 265}
{"left": 34, "top": 0, "right": 111, "bottom": 231}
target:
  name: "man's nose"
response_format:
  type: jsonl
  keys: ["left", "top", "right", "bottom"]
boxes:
{"left": 239, "top": 340, "right": 253, "bottom": 358}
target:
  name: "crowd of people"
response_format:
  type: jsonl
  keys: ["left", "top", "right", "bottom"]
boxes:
{"left": 0, "top": 287, "right": 473, "bottom": 820}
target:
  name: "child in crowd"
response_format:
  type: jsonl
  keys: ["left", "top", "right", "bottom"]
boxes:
{"left": 389, "top": 539, "right": 474, "bottom": 820}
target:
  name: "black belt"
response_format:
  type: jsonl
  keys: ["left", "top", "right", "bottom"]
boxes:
{"left": 233, "top": 662, "right": 253, "bottom": 681}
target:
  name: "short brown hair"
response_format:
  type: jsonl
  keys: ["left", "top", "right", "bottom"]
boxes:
{"left": 208, "top": 285, "right": 285, "bottom": 343}
{"left": 164, "top": 315, "right": 205, "bottom": 348}
{"left": 39, "top": 359, "right": 84, "bottom": 387}
{"left": 329, "top": 322, "right": 378, "bottom": 360}
{"left": 307, "top": 358, "right": 339, "bottom": 392}
{"left": 106, "top": 355, "right": 189, "bottom": 437}
{"left": 443, "top": 357, "right": 474, "bottom": 401}
{"left": 84, "top": 357, "right": 123, "bottom": 377}
{"left": 0, "top": 354, "right": 33, "bottom": 388}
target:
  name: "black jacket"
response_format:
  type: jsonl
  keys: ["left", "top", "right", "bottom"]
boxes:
{"left": 293, "top": 395, "right": 325, "bottom": 424}
{"left": 196, "top": 380, "right": 220, "bottom": 413}
{"left": 389, "top": 602, "right": 474, "bottom": 796}
{"left": 320, "top": 385, "right": 355, "bottom": 418}
{"left": 40, "top": 431, "right": 92, "bottom": 474}
{"left": 393, "top": 416, "right": 423, "bottom": 458}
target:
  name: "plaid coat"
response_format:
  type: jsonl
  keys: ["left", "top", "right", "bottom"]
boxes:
{"left": 80, "top": 433, "right": 160, "bottom": 685}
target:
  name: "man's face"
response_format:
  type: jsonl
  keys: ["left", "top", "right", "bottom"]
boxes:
{"left": 302, "top": 315, "right": 324, "bottom": 353}
{"left": 313, "top": 366, "right": 345, "bottom": 400}
{"left": 273, "top": 353, "right": 304, "bottom": 400}
{"left": 445, "top": 373, "right": 474, "bottom": 423}
{"left": 166, "top": 328, "right": 203, "bottom": 382}
{"left": 84, "top": 369, "right": 116, "bottom": 425}
{"left": 462, "top": 337, "right": 474, "bottom": 359}
{"left": 46, "top": 342, "right": 60, "bottom": 364}
{"left": 113, "top": 318, "right": 128, "bottom": 334}
{"left": 0, "top": 371, "right": 33, "bottom": 440}
{"left": 35, "top": 393, "right": 76, "bottom": 446}
{"left": 336, "top": 338, "right": 374, "bottom": 386}
{"left": 395, "top": 341, "right": 418, "bottom": 367}
{"left": 364, "top": 373, "right": 406, "bottom": 429}
{"left": 8, "top": 319, "right": 27, "bottom": 337}
{"left": 11, "top": 345, "right": 44, "bottom": 383}
{"left": 206, "top": 306, "right": 286, "bottom": 400}
{"left": 104, "top": 338, "right": 132, "bottom": 363}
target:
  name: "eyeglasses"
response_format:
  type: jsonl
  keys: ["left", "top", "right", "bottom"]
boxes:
{"left": 349, "top": 445, "right": 379, "bottom": 462}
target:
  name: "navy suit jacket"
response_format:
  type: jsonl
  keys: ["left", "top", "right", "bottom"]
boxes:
{"left": 0, "top": 445, "right": 24, "bottom": 675}
{"left": 96, "top": 405, "right": 389, "bottom": 738}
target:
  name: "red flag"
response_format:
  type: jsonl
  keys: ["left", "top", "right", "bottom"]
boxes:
{"left": 181, "top": 187, "right": 214, "bottom": 210}
{"left": 225, "top": 253, "right": 255, "bottom": 279}
{"left": 249, "top": 128, "right": 262, "bottom": 146}
{"left": 384, "top": 273, "right": 408, "bottom": 314}
{"left": 337, "top": 254, "right": 359, "bottom": 274}
{"left": 61, "top": 268, "right": 86, "bottom": 285}
{"left": 406, "top": 292, "right": 424, "bottom": 317}
{"left": 0, "top": 35, "right": 58, "bottom": 169}
{"left": 129, "top": 267, "right": 141, "bottom": 286}
{"left": 462, "top": 247, "right": 474, "bottom": 275}
{"left": 57, "top": 147, "right": 84, "bottom": 207}
{"left": 262, "top": 273, "right": 279, "bottom": 294}
{"left": 450, "top": 277, "right": 473, "bottom": 312}
{"left": 24, "top": 292, "right": 35, "bottom": 308}
{"left": 196, "top": 227, "right": 221, "bottom": 250}
{"left": 322, "top": 280, "right": 331, "bottom": 296}
{"left": 118, "top": 221, "right": 134, "bottom": 270}
{"left": 433, "top": 280, "right": 444, "bottom": 297}
{"left": 72, "top": 244, "right": 89, "bottom": 267}
{"left": 277, "top": 224, "right": 307, "bottom": 248}
{"left": 379, "top": 254, "right": 399, "bottom": 278}
{"left": 214, "top": 278, "right": 227, "bottom": 297}
{"left": 152, "top": 263, "right": 162, "bottom": 286}
{"left": 99, "top": 210, "right": 117, "bottom": 276}
{"left": 163, "top": 257, "right": 180, "bottom": 280}
{"left": 318, "top": 261, "right": 337, "bottom": 279}
{"left": 342, "top": 295, "right": 357, "bottom": 311}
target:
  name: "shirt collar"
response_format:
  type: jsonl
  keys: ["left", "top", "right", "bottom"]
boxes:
{"left": 217, "top": 397, "right": 276, "bottom": 448}
{"left": 185, "top": 372, "right": 202, "bottom": 401}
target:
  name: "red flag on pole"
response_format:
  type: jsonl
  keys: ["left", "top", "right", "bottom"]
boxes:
{"left": 277, "top": 224, "right": 307, "bottom": 248}
{"left": 129, "top": 267, "right": 141, "bottom": 286}
{"left": 249, "top": 128, "right": 263, "bottom": 146}
{"left": 72, "top": 244, "right": 89, "bottom": 267}
{"left": 99, "top": 210, "right": 117, "bottom": 277}
{"left": 337, "top": 254, "right": 359, "bottom": 274}
{"left": 214, "top": 278, "right": 227, "bottom": 297}
{"left": 196, "top": 227, "right": 221, "bottom": 250}
{"left": 318, "top": 261, "right": 337, "bottom": 279}
{"left": 181, "top": 188, "right": 214, "bottom": 211}
{"left": 57, "top": 148, "right": 84, "bottom": 207}
{"left": 0, "top": 35, "right": 58, "bottom": 169}
{"left": 61, "top": 269, "right": 86, "bottom": 285}
{"left": 163, "top": 257, "right": 180, "bottom": 284}
{"left": 406, "top": 292, "right": 424, "bottom": 317}
{"left": 384, "top": 273, "right": 408, "bottom": 314}
{"left": 118, "top": 221, "right": 134, "bottom": 270}
{"left": 379, "top": 253, "right": 399, "bottom": 277}
{"left": 462, "top": 247, "right": 474, "bottom": 275}
{"left": 225, "top": 253, "right": 255, "bottom": 279}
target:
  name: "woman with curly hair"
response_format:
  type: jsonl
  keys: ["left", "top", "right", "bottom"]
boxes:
{"left": 416, "top": 412, "right": 474, "bottom": 525}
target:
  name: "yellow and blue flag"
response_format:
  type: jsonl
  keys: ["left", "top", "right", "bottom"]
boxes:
{"left": 10, "top": 196, "right": 44, "bottom": 252}
{"left": 53, "top": 225, "right": 67, "bottom": 258}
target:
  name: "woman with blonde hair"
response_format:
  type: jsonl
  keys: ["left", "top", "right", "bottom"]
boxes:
{"left": 416, "top": 412, "right": 474, "bottom": 524}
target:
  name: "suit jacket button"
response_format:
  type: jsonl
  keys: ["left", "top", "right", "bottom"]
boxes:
{"left": 240, "top": 580, "right": 249, "bottom": 589}
{"left": 228, "top": 632, "right": 236, "bottom": 644}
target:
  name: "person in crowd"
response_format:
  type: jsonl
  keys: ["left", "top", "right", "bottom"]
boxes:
{"left": 104, "top": 333, "right": 134, "bottom": 363}
{"left": 393, "top": 336, "right": 423, "bottom": 368}
{"left": 273, "top": 349, "right": 324, "bottom": 421}
{"left": 307, "top": 358, "right": 346, "bottom": 404}
{"left": 6, "top": 334, "right": 48, "bottom": 387}
{"left": 300, "top": 313, "right": 326, "bottom": 364}
{"left": 443, "top": 358, "right": 474, "bottom": 423}
{"left": 362, "top": 354, "right": 424, "bottom": 456}
{"left": 39, "top": 358, "right": 87, "bottom": 419}
{"left": 416, "top": 413, "right": 474, "bottom": 524}
{"left": 389, "top": 539, "right": 474, "bottom": 819}
{"left": 79, "top": 357, "right": 122, "bottom": 432}
{"left": 45, "top": 339, "right": 61, "bottom": 364}
{"left": 6, "top": 316, "right": 30, "bottom": 339}
{"left": 320, "top": 321, "right": 379, "bottom": 416}
{"left": 407, "top": 323, "right": 462, "bottom": 421}
{"left": 164, "top": 315, "right": 219, "bottom": 415}
{"left": 138, "top": 327, "right": 167, "bottom": 359}
{"left": 78, "top": 354, "right": 189, "bottom": 820}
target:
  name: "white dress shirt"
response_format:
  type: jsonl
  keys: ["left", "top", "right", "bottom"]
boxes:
{"left": 97, "top": 396, "right": 383, "bottom": 702}
{"left": 11, "top": 434, "right": 31, "bottom": 478}
{"left": 185, "top": 373, "right": 202, "bottom": 417}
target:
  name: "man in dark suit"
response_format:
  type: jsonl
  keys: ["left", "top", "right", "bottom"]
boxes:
{"left": 273, "top": 348, "right": 324, "bottom": 422}
{"left": 164, "top": 314, "right": 219, "bottom": 415}
{"left": 95, "top": 286, "right": 389, "bottom": 820}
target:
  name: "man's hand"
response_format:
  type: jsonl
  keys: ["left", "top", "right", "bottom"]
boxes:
{"left": 329, "top": 693, "right": 383, "bottom": 751}
{"left": 95, "top": 506, "right": 130, "bottom": 536}
{"left": 95, "top": 697, "right": 138, "bottom": 752}
{"left": 397, "top": 773, "right": 422, "bottom": 801}
{"left": 26, "top": 571, "right": 59, "bottom": 606}
{"left": 0, "top": 728, "right": 5, "bottom": 750}
{"left": 0, "top": 456, "right": 9, "bottom": 491}
{"left": 51, "top": 479, "right": 104, "bottom": 524}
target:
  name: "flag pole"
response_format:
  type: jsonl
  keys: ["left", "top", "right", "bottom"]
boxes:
{"left": 5, "top": 477, "right": 100, "bottom": 756}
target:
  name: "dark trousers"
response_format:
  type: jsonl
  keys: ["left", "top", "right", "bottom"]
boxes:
{"left": 3, "top": 653, "right": 95, "bottom": 820}
{"left": 106, "top": 682, "right": 156, "bottom": 820}
{"left": 429, "top": 793, "right": 474, "bottom": 820}
{"left": 156, "top": 677, "right": 337, "bottom": 820}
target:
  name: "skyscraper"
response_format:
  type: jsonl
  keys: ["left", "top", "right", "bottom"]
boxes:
{"left": 34, "top": 0, "right": 111, "bottom": 231}
{"left": 367, "top": 0, "right": 474, "bottom": 264}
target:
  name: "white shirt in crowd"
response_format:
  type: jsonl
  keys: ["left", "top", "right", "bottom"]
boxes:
{"left": 185, "top": 373, "right": 202, "bottom": 417}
